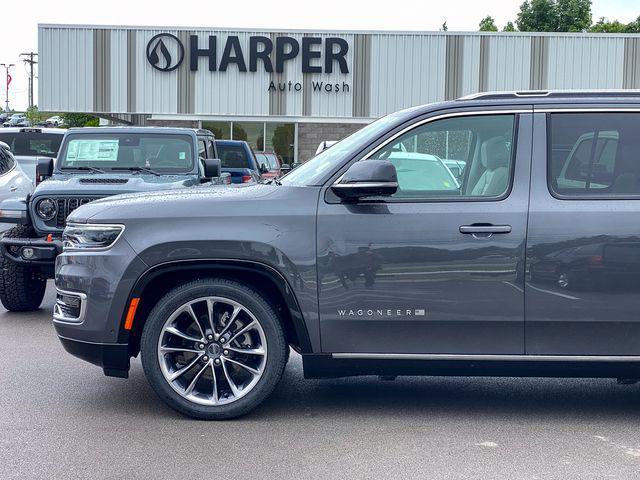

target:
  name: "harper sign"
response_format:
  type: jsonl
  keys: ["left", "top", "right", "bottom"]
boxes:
{"left": 146, "top": 33, "right": 350, "bottom": 74}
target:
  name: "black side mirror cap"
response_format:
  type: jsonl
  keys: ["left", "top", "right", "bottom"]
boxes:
{"left": 36, "top": 157, "right": 54, "bottom": 183}
{"left": 331, "top": 160, "right": 398, "bottom": 200}
{"left": 203, "top": 158, "right": 222, "bottom": 178}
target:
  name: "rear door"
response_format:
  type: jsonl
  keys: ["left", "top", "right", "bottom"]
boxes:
{"left": 526, "top": 109, "right": 640, "bottom": 355}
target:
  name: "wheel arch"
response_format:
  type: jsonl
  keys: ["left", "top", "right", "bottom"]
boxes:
{"left": 120, "top": 259, "right": 313, "bottom": 357}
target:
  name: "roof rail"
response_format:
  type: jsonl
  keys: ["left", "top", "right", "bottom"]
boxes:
{"left": 457, "top": 89, "right": 640, "bottom": 101}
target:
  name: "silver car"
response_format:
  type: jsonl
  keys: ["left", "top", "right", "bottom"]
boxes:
{"left": 0, "top": 128, "right": 64, "bottom": 184}
{"left": 0, "top": 142, "right": 32, "bottom": 230}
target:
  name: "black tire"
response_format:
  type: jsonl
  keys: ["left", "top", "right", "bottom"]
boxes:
{"left": 141, "top": 278, "right": 288, "bottom": 420}
{"left": 0, "top": 225, "right": 47, "bottom": 312}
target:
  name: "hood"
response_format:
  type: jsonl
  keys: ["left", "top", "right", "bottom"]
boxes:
{"left": 31, "top": 172, "right": 200, "bottom": 198}
{"left": 68, "top": 182, "right": 280, "bottom": 223}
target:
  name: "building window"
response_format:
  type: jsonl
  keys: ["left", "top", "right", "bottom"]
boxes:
{"left": 233, "top": 122, "right": 264, "bottom": 151}
{"left": 202, "top": 121, "right": 231, "bottom": 140}
{"left": 266, "top": 123, "right": 295, "bottom": 165}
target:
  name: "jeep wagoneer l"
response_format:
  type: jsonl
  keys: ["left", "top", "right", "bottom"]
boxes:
{"left": 54, "top": 91, "right": 640, "bottom": 419}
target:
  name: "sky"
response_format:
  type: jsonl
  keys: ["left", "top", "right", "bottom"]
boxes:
{"left": 1, "top": 0, "right": 638, "bottom": 111}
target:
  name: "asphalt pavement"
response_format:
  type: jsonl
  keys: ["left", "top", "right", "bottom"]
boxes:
{"left": 1, "top": 282, "right": 639, "bottom": 479}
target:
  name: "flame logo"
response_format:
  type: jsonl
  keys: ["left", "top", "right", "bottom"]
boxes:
{"left": 146, "top": 33, "right": 184, "bottom": 72}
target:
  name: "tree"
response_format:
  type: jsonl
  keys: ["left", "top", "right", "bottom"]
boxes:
{"left": 556, "top": 0, "right": 591, "bottom": 32}
{"left": 503, "top": 21, "right": 517, "bottom": 31}
{"left": 62, "top": 113, "right": 99, "bottom": 127}
{"left": 25, "top": 106, "right": 44, "bottom": 126}
{"left": 479, "top": 16, "right": 498, "bottom": 32}
{"left": 516, "top": 0, "right": 591, "bottom": 32}
{"left": 589, "top": 17, "right": 627, "bottom": 33}
{"left": 441, "top": 21, "right": 448, "bottom": 31}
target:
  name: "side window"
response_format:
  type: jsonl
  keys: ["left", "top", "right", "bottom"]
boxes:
{"left": 198, "top": 139, "right": 207, "bottom": 158}
{"left": 369, "top": 114, "right": 516, "bottom": 200}
{"left": 0, "top": 149, "right": 15, "bottom": 175}
{"left": 549, "top": 113, "right": 640, "bottom": 197}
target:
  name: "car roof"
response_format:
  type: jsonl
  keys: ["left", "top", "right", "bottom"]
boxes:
{"left": 394, "top": 90, "right": 640, "bottom": 121}
{"left": 66, "top": 126, "right": 204, "bottom": 135}
{"left": 0, "top": 127, "right": 65, "bottom": 134}
{"left": 216, "top": 140, "right": 248, "bottom": 146}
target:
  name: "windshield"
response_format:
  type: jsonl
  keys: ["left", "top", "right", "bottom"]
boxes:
{"left": 0, "top": 133, "right": 62, "bottom": 157}
{"left": 57, "top": 133, "right": 195, "bottom": 173}
{"left": 280, "top": 114, "right": 403, "bottom": 186}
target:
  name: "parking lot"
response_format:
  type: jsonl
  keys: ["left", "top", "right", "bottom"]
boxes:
{"left": 0, "top": 283, "right": 638, "bottom": 479}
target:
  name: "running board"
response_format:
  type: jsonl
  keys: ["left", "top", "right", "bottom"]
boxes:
{"left": 331, "top": 353, "right": 640, "bottom": 362}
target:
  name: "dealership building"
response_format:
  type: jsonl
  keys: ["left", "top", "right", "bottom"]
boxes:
{"left": 39, "top": 24, "right": 640, "bottom": 164}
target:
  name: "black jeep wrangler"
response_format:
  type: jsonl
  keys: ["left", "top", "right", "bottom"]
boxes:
{"left": 0, "top": 126, "right": 225, "bottom": 311}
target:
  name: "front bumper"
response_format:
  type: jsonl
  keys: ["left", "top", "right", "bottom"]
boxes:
{"left": 0, "top": 236, "right": 62, "bottom": 266}
{"left": 57, "top": 335, "right": 130, "bottom": 378}
{"left": 53, "top": 235, "right": 148, "bottom": 377}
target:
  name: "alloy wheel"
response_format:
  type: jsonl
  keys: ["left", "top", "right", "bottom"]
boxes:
{"left": 157, "top": 296, "right": 267, "bottom": 406}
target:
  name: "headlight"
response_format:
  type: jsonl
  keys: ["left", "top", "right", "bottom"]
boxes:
{"left": 36, "top": 198, "right": 57, "bottom": 220}
{"left": 63, "top": 223, "right": 125, "bottom": 251}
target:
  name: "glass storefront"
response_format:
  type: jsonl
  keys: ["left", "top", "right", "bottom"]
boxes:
{"left": 202, "top": 121, "right": 296, "bottom": 165}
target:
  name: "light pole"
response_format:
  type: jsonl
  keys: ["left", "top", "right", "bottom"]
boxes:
{"left": 0, "top": 63, "right": 15, "bottom": 112}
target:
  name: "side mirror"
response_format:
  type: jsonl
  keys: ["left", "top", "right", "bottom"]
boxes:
{"left": 36, "top": 157, "right": 54, "bottom": 183}
{"left": 260, "top": 163, "right": 269, "bottom": 174}
{"left": 331, "top": 160, "right": 398, "bottom": 200}
{"left": 280, "top": 163, "right": 291, "bottom": 173}
{"left": 203, "top": 158, "right": 221, "bottom": 178}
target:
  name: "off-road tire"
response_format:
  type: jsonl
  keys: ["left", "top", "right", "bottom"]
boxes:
{"left": 141, "top": 278, "right": 288, "bottom": 420}
{"left": 0, "top": 225, "right": 47, "bottom": 312}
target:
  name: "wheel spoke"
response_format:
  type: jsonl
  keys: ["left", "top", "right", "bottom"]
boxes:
{"left": 226, "top": 345, "right": 265, "bottom": 356}
{"left": 221, "top": 357, "right": 241, "bottom": 397}
{"left": 185, "top": 304, "right": 205, "bottom": 339}
{"left": 217, "top": 305, "right": 241, "bottom": 339}
{"left": 165, "top": 326, "right": 203, "bottom": 343}
{"left": 226, "top": 320, "right": 257, "bottom": 345}
{"left": 223, "top": 356, "right": 260, "bottom": 376}
{"left": 184, "top": 360, "right": 208, "bottom": 395}
{"left": 168, "top": 353, "right": 203, "bottom": 382}
{"left": 160, "top": 346, "right": 201, "bottom": 354}
{"left": 206, "top": 299, "right": 216, "bottom": 337}
{"left": 210, "top": 362, "right": 219, "bottom": 404}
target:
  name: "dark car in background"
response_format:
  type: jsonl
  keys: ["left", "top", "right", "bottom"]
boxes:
{"left": 216, "top": 140, "right": 261, "bottom": 184}
{"left": 0, "top": 128, "right": 65, "bottom": 183}
{"left": 255, "top": 151, "right": 291, "bottom": 180}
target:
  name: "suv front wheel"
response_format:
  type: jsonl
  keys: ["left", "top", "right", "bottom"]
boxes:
{"left": 141, "top": 278, "right": 288, "bottom": 420}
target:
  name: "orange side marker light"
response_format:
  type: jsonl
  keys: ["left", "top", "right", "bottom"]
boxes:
{"left": 124, "top": 298, "right": 140, "bottom": 330}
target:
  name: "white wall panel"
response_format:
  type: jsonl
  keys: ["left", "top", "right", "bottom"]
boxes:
{"left": 39, "top": 26, "right": 93, "bottom": 112}
{"left": 110, "top": 29, "right": 128, "bottom": 113}
{"left": 486, "top": 36, "right": 531, "bottom": 91}
{"left": 369, "top": 34, "right": 446, "bottom": 117}
{"left": 547, "top": 36, "right": 625, "bottom": 89}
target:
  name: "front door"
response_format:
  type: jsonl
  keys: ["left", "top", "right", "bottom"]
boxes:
{"left": 526, "top": 110, "right": 640, "bottom": 355}
{"left": 317, "top": 111, "right": 532, "bottom": 354}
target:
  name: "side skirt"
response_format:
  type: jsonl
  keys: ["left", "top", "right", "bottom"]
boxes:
{"left": 302, "top": 354, "right": 640, "bottom": 380}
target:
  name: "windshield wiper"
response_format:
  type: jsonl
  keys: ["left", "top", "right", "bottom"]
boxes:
{"left": 111, "top": 166, "right": 161, "bottom": 176}
{"left": 61, "top": 166, "right": 105, "bottom": 174}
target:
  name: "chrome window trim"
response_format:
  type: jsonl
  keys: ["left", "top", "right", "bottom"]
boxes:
{"left": 332, "top": 353, "right": 640, "bottom": 362}
{"left": 53, "top": 288, "right": 88, "bottom": 324}
{"left": 535, "top": 107, "right": 640, "bottom": 113}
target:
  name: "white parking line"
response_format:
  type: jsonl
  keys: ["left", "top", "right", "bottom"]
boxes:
{"left": 527, "top": 284, "right": 580, "bottom": 301}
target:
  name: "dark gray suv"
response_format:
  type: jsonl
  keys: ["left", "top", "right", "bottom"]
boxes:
{"left": 55, "top": 91, "right": 640, "bottom": 419}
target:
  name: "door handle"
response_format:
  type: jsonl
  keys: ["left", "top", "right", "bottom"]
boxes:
{"left": 9, "top": 185, "right": 17, "bottom": 192}
{"left": 459, "top": 224, "right": 512, "bottom": 234}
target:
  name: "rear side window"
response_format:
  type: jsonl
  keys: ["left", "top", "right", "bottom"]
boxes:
{"left": 217, "top": 144, "right": 249, "bottom": 168}
{"left": 549, "top": 113, "right": 640, "bottom": 197}
{"left": 0, "top": 133, "right": 62, "bottom": 157}
{"left": 0, "top": 149, "right": 15, "bottom": 175}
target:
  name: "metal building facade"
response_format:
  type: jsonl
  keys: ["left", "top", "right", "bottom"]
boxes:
{"left": 39, "top": 25, "right": 640, "bottom": 121}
